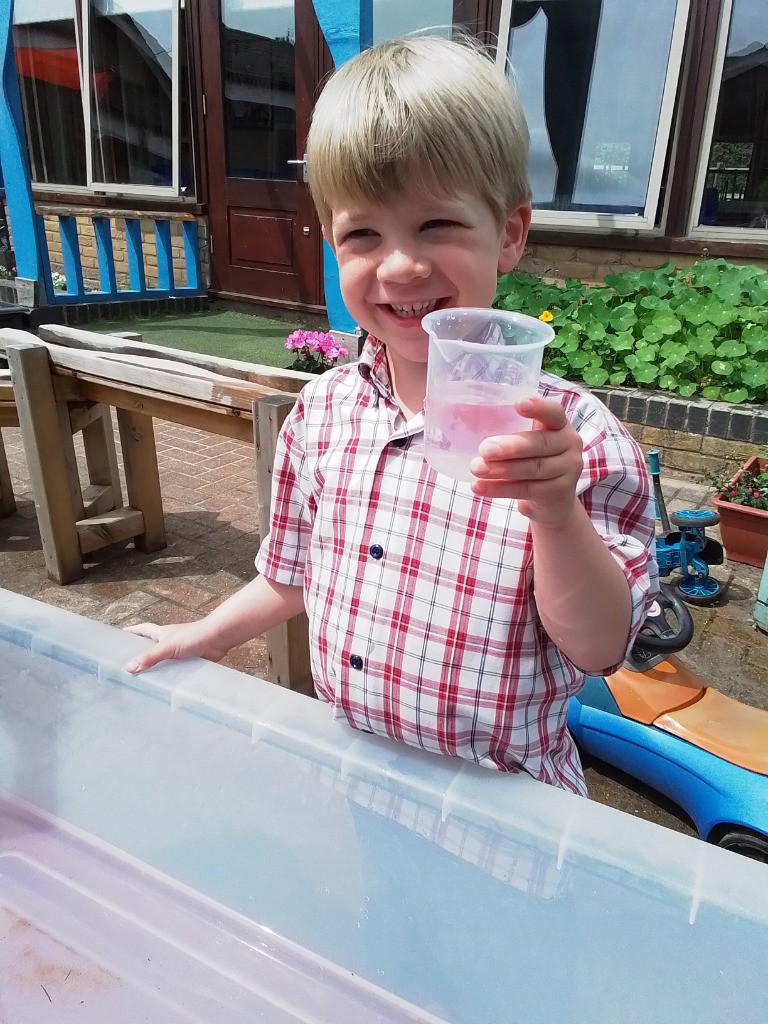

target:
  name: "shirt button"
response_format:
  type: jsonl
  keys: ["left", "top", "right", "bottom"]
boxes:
{"left": 369, "top": 544, "right": 384, "bottom": 559}
{"left": 349, "top": 654, "right": 364, "bottom": 671}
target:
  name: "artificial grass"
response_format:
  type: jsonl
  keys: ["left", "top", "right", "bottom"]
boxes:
{"left": 96, "top": 306, "right": 322, "bottom": 367}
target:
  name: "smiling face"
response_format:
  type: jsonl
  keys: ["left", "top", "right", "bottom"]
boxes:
{"left": 326, "top": 192, "right": 530, "bottom": 373}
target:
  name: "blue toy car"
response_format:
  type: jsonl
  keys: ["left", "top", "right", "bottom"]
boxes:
{"left": 569, "top": 584, "right": 768, "bottom": 862}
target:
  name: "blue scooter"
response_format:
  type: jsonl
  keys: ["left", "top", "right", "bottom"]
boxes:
{"left": 647, "top": 449, "right": 724, "bottom": 605}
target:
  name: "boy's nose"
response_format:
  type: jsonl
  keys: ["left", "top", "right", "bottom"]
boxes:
{"left": 377, "top": 247, "right": 430, "bottom": 282}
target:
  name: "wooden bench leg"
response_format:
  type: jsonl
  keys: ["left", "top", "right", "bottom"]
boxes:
{"left": 6, "top": 342, "right": 84, "bottom": 583}
{"left": 0, "top": 430, "right": 16, "bottom": 517}
{"left": 116, "top": 408, "right": 167, "bottom": 553}
{"left": 254, "top": 395, "right": 314, "bottom": 696}
{"left": 81, "top": 405, "right": 124, "bottom": 516}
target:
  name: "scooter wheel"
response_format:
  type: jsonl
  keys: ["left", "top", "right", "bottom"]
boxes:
{"left": 675, "top": 575, "right": 724, "bottom": 606}
{"left": 671, "top": 508, "right": 720, "bottom": 529}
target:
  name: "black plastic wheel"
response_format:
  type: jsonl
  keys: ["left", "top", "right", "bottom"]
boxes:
{"left": 671, "top": 508, "right": 720, "bottom": 529}
{"left": 715, "top": 829, "right": 768, "bottom": 864}
{"left": 675, "top": 575, "right": 724, "bottom": 607}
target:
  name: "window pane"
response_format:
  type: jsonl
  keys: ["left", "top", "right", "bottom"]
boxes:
{"left": 220, "top": 0, "right": 296, "bottom": 180}
{"left": 698, "top": 1, "right": 768, "bottom": 230}
{"left": 372, "top": 0, "right": 453, "bottom": 43}
{"left": 507, "top": 0, "right": 679, "bottom": 216}
{"left": 88, "top": 0, "right": 179, "bottom": 188}
{"left": 12, "top": 0, "right": 87, "bottom": 187}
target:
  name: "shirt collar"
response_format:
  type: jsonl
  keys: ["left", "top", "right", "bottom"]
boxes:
{"left": 357, "top": 335, "right": 394, "bottom": 402}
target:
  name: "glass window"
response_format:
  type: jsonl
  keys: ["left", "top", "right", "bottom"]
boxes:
{"left": 12, "top": 0, "right": 194, "bottom": 195}
{"left": 220, "top": 0, "right": 296, "bottom": 180}
{"left": 695, "top": 0, "right": 768, "bottom": 231}
{"left": 504, "top": 0, "right": 686, "bottom": 227}
{"left": 12, "top": 0, "right": 87, "bottom": 187}
{"left": 372, "top": 0, "right": 453, "bottom": 43}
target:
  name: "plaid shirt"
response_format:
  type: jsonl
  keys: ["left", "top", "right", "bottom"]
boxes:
{"left": 256, "top": 338, "right": 657, "bottom": 794}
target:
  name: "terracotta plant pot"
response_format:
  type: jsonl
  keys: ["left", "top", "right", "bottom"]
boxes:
{"left": 711, "top": 456, "right": 768, "bottom": 568}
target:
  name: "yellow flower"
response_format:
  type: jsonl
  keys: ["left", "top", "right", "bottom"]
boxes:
{"left": 538, "top": 310, "right": 554, "bottom": 322}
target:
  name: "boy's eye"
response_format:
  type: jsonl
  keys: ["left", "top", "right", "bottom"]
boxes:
{"left": 341, "top": 228, "right": 377, "bottom": 242}
{"left": 421, "top": 219, "right": 459, "bottom": 231}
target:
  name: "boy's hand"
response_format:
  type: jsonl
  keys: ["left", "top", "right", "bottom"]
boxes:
{"left": 124, "top": 620, "right": 230, "bottom": 674}
{"left": 469, "top": 396, "right": 583, "bottom": 527}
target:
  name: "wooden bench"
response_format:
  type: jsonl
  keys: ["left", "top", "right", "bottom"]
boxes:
{"left": 0, "top": 324, "right": 315, "bottom": 694}
{"left": 0, "top": 369, "right": 19, "bottom": 516}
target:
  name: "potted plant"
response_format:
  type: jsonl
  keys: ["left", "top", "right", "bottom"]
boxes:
{"left": 710, "top": 449, "right": 768, "bottom": 567}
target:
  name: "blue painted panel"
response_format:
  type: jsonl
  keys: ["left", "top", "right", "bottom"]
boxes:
{"left": 154, "top": 219, "right": 174, "bottom": 291}
{"left": 124, "top": 219, "right": 147, "bottom": 296}
{"left": 0, "top": 0, "right": 41, "bottom": 286}
{"left": 181, "top": 219, "right": 202, "bottom": 292}
{"left": 58, "top": 216, "right": 85, "bottom": 297}
{"left": 93, "top": 217, "right": 118, "bottom": 296}
{"left": 311, "top": 0, "right": 372, "bottom": 334}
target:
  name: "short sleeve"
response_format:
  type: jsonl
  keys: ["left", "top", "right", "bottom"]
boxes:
{"left": 254, "top": 394, "right": 314, "bottom": 587}
{"left": 572, "top": 397, "right": 659, "bottom": 671}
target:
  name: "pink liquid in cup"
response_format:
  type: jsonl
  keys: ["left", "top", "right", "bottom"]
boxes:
{"left": 424, "top": 380, "right": 532, "bottom": 482}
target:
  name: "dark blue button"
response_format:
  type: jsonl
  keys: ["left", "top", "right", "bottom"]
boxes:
{"left": 369, "top": 544, "right": 384, "bottom": 559}
{"left": 391, "top": 436, "right": 408, "bottom": 448}
{"left": 349, "top": 654, "right": 364, "bottom": 671}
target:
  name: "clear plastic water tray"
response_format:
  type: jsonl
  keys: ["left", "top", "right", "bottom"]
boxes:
{"left": 0, "top": 588, "right": 765, "bottom": 1023}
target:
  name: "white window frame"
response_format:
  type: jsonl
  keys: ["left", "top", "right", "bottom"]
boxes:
{"left": 82, "top": 0, "right": 181, "bottom": 198}
{"left": 496, "top": 0, "right": 690, "bottom": 232}
{"left": 687, "top": 0, "right": 768, "bottom": 241}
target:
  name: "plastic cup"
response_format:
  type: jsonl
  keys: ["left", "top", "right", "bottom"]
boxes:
{"left": 422, "top": 307, "right": 553, "bottom": 482}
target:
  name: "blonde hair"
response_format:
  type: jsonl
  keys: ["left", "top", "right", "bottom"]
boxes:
{"left": 307, "top": 35, "right": 531, "bottom": 230}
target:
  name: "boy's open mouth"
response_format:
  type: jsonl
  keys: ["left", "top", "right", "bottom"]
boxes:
{"left": 384, "top": 298, "right": 449, "bottom": 320}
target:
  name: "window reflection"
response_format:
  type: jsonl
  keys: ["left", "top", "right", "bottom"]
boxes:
{"left": 220, "top": 0, "right": 296, "bottom": 180}
{"left": 699, "top": 2, "right": 768, "bottom": 229}
{"left": 371, "top": 0, "right": 453, "bottom": 43}
{"left": 507, "top": 0, "right": 678, "bottom": 217}
{"left": 13, "top": 0, "right": 87, "bottom": 186}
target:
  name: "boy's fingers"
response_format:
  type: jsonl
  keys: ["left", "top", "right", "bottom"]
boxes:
{"left": 125, "top": 622, "right": 162, "bottom": 641}
{"left": 516, "top": 396, "right": 567, "bottom": 431}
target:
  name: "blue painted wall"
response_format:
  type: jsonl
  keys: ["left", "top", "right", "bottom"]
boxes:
{"left": 311, "top": 0, "right": 372, "bottom": 334}
{"left": 0, "top": 0, "right": 42, "bottom": 288}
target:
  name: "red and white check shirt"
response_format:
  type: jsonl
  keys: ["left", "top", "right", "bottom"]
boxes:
{"left": 256, "top": 338, "right": 658, "bottom": 794}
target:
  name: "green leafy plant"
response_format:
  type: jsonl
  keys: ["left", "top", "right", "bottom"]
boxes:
{"left": 494, "top": 258, "right": 768, "bottom": 404}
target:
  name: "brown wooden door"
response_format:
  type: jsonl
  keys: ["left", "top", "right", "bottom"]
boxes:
{"left": 199, "top": 0, "right": 325, "bottom": 308}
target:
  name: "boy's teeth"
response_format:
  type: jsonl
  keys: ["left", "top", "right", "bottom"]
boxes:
{"left": 390, "top": 299, "right": 440, "bottom": 318}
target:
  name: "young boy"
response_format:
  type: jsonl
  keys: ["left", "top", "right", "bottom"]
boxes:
{"left": 126, "top": 35, "right": 657, "bottom": 796}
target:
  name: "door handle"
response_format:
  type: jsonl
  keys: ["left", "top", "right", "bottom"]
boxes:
{"left": 287, "top": 155, "right": 308, "bottom": 183}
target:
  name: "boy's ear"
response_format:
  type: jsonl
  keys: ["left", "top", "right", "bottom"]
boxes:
{"left": 322, "top": 224, "right": 335, "bottom": 253}
{"left": 497, "top": 204, "right": 532, "bottom": 274}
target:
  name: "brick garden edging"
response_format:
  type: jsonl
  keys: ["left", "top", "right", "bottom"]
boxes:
{"left": 591, "top": 386, "right": 768, "bottom": 482}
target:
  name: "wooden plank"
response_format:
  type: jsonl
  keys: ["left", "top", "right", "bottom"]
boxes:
{"left": 81, "top": 406, "right": 123, "bottom": 510}
{"left": 116, "top": 409, "right": 167, "bottom": 553}
{"left": 76, "top": 507, "right": 146, "bottom": 555}
{"left": 0, "top": 405, "right": 19, "bottom": 428}
{"left": 0, "top": 431, "right": 16, "bottom": 516}
{"left": 182, "top": 220, "right": 201, "bottom": 291}
{"left": 58, "top": 216, "right": 85, "bottom": 297}
{"left": 68, "top": 400, "right": 107, "bottom": 434}
{"left": 33, "top": 324, "right": 313, "bottom": 392}
{"left": 53, "top": 375, "right": 254, "bottom": 442}
{"left": 93, "top": 217, "right": 118, "bottom": 296}
{"left": 154, "top": 219, "right": 175, "bottom": 291}
{"left": 82, "top": 484, "right": 116, "bottom": 518}
{"left": 125, "top": 218, "right": 147, "bottom": 294}
{"left": 56, "top": 396, "right": 86, "bottom": 523}
{"left": 253, "top": 394, "right": 313, "bottom": 696}
{"left": 17, "top": 342, "right": 280, "bottom": 411}
{"left": 5, "top": 341, "right": 84, "bottom": 583}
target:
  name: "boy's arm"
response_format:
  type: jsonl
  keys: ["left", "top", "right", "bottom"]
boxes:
{"left": 125, "top": 575, "right": 305, "bottom": 673}
{"left": 471, "top": 395, "right": 653, "bottom": 674}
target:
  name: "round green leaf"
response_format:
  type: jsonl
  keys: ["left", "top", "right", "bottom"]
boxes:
{"left": 721, "top": 388, "right": 749, "bottom": 403}
{"left": 711, "top": 359, "right": 734, "bottom": 376}
{"left": 634, "top": 364, "right": 660, "bottom": 384}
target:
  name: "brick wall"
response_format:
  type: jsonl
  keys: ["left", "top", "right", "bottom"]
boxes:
{"left": 518, "top": 243, "right": 768, "bottom": 285}
{"left": 620, "top": 422, "right": 758, "bottom": 484}
{"left": 39, "top": 213, "right": 210, "bottom": 293}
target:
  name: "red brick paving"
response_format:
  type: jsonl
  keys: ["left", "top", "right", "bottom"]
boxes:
{"left": 0, "top": 417, "right": 270, "bottom": 678}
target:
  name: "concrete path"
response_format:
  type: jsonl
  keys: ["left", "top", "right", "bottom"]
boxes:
{"left": 1, "top": 419, "right": 766, "bottom": 838}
